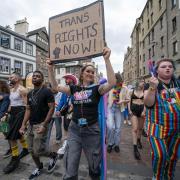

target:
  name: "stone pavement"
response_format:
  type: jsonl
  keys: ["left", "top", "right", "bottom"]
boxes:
{"left": 0, "top": 123, "right": 179, "bottom": 180}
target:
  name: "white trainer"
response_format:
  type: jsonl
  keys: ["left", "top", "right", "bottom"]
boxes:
{"left": 57, "top": 140, "right": 67, "bottom": 158}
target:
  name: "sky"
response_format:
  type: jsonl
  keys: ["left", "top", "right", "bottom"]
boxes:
{"left": 0, "top": 0, "right": 146, "bottom": 75}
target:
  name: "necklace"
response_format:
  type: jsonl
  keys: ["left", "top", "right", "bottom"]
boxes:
{"left": 31, "top": 86, "right": 43, "bottom": 105}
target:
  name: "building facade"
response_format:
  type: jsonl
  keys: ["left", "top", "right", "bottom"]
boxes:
{"left": 123, "top": 0, "right": 180, "bottom": 84}
{"left": 0, "top": 25, "right": 36, "bottom": 81}
{"left": 27, "top": 27, "right": 49, "bottom": 82}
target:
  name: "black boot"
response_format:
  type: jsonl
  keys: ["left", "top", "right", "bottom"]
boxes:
{"left": 133, "top": 145, "right": 141, "bottom": 160}
{"left": 3, "top": 156, "right": 20, "bottom": 174}
{"left": 19, "top": 148, "right": 29, "bottom": 159}
{"left": 107, "top": 145, "right": 113, "bottom": 153}
{"left": 137, "top": 139, "right": 143, "bottom": 149}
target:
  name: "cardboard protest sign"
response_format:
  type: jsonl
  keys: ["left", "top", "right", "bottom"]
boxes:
{"left": 49, "top": 0, "right": 105, "bottom": 63}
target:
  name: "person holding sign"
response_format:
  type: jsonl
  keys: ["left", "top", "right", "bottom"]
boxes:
{"left": 47, "top": 47, "right": 115, "bottom": 180}
{"left": 144, "top": 58, "right": 180, "bottom": 180}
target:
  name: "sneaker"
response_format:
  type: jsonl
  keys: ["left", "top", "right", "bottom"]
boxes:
{"left": 137, "top": 139, "right": 143, "bottom": 149}
{"left": 19, "top": 148, "right": 29, "bottom": 159}
{"left": 47, "top": 153, "right": 58, "bottom": 173}
{"left": 3, "top": 156, "right": 20, "bottom": 174}
{"left": 107, "top": 145, "right": 113, "bottom": 153}
{"left": 57, "top": 140, "right": 67, "bottom": 159}
{"left": 134, "top": 150, "right": 141, "bottom": 160}
{"left": 114, "top": 146, "right": 120, "bottom": 153}
{"left": 3, "top": 149, "right": 12, "bottom": 159}
{"left": 123, "top": 120, "right": 127, "bottom": 125}
{"left": 29, "top": 163, "right": 43, "bottom": 180}
{"left": 127, "top": 120, "right": 132, "bottom": 126}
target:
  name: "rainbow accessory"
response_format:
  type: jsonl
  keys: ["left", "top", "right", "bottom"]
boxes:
{"left": 98, "top": 78, "right": 108, "bottom": 180}
{"left": 112, "top": 84, "right": 122, "bottom": 104}
{"left": 147, "top": 59, "right": 156, "bottom": 76}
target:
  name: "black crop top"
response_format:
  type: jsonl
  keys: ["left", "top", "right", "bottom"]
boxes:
{"left": 131, "top": 90, "right": 144, "bottom": 100}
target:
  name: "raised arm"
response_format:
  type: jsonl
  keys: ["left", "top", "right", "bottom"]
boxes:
{"left": 47, "top": 59, "right": 71, "bottom": 95}
{"left": 98, "top": 47, "right": 116, "bottom": 95}
{"left": 144, "top": 76, "right": 159, "bottom": 107}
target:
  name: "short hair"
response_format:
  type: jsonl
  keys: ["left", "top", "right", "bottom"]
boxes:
{"left": 115, "top": 73, "right": 123, "bottom": 83}
{"left": 11, "top": 72, "right": 22, "bottom": 79}
{"left": 33, "top": 70, "right": 44, "bottom": 80}
{"left": 155, "top": 58, "right": 176, "bottom": 71}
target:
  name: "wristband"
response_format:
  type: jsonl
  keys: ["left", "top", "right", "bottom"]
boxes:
{"left": 149, "top": 86, "right": 156, "bottom": 91}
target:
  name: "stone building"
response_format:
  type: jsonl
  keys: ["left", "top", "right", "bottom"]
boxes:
{"left": 27, "top": 27, "right": 49, "bottom": 82}
{"left": 123, "top": 0, "right": 180, "bottom": 84}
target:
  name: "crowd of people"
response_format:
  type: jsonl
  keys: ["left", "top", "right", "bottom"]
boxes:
{"left": 0, "top": 47, "right": 179, "bottom": 180}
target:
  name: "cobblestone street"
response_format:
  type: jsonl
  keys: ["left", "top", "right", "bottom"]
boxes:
{"left": 0, "top": 124, "right": 179, "bottom": 180}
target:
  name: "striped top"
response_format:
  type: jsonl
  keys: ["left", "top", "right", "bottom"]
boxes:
{"left": 146, "top": 79, "right": 180, "bottom": 139}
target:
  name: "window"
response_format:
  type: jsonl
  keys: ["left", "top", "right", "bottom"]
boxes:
{"left": 142, "top": 15, "right": 144, "bottom": 23}
{"left": 143, "top": 54, "right": 145, "bottom": 62}
{"left": 149, "top": 48, "right": 151, "bottom": 59}
{"left": 14, "top": 38, "right": 23, "bottom": 52}
{"left": 26, "top": 63, "right": 33, "bottom": 75}
{"left": 142, "top": 40, "right": 145, "bottom": 49}
{"left": 160, "top": 17, "right": 163, "bottom": 29}
{"left": 147, "top": 4, "right": 149, "bottom": 15}
{"left": 150, "top": 0, "right": 153, "bottom": 9}
{"left": 147, "top": 19, "right": 150, "bottom": 29}
{"left": 151, "top": 13, "right": 154, "bottom": 25}
{"left": 143, "top": 67, "right": 146, "bottom": 75}
{"left": 0, "top": 57, "right": 10, "bottom": 74}
{"left": 173, "top": 41, "right": 178, "bottom": 55}
{"left": 172, "top": 17, "right": 177, "bottom": 33}
{"left": 152, "top": 28, "right": 154, "bottom": 40}
{"left": 139, "top": 55, "right": 141, "bottom": 61}
{"left": 142, "top": 28, "right": 144, "bottom": 36}
{"left": 160, "top": 36, "right": 164, "bottom": 48}
{"left": 171, "top": 0, "right": 177, "bottom": 8}
{"left": 26, "top": 43, "right": 33, "bottom": 55}
{"left": 14, "top": 61, "right": 23, "bottom": 75}
{"left": 159, "top": 0, "right": 162, "bottom": 10}
{"left": 148, "top": 34, "right": 151, "bottom": 45}
{"left": 0, "top": 33, "right": 10, "bottom": 48}
{"left": 152, "top": 45, "right": 155, "bottom": 56}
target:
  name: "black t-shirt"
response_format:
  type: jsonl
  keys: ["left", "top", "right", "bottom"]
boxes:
{"left": 70, "top": 84, "right": 101, "bottom": 124}
{"left": 27, "top": 86, "right": 55, "bottom": 125}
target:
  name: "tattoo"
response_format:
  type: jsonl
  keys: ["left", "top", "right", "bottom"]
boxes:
{"left": 98, "top": 85, "right": 106, "bottom": 95}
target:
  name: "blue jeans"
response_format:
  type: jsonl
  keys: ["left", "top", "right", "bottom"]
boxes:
{"left": 46, "top": 117, "right": 62, "bottom": 148}
{"left": 107, "top": 104, "right": 123, "bottom": 146}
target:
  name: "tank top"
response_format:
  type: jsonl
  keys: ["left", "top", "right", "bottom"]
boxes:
{"left": 10, "top": 87, "right": 25, "bottom": 107}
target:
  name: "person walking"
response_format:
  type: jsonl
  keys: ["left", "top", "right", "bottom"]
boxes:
{"left": 19, "top": 71, "right": 58, "bottom": 179}
{"left": 144, "top": 58, "right": 180, "bottom": 180}
{"left": 106, "top": 73, "right": 124, "bottom": 153}
{"left": 56, "top": 74, "right": 77, "bottom": 158}
{"left": 47, "top": 47, "right": 115, "bottom": 180}
{"left": 46, "top": 89, "right": 62, "bottom": 148}
{"left": 128, "top": 78, "right": 145, "bottom": 160}
{"left": 3, "top": 72, "right": 29, "bottom": 174}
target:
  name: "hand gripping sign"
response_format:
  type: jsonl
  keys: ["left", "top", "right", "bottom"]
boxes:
{"left": 49, "top": 0, "right": 105, "bottom": 63}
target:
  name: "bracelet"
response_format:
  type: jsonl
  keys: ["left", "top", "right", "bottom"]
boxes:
{"left": 149, "top": 86, "right": 156, "bottom": 91}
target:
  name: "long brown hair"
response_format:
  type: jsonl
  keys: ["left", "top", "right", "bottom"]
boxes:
{"left": 0, "top": 80, "right": 10, "bottom": 94}
{"left": 79, "top": 64, "right": 95, "bottom": 85}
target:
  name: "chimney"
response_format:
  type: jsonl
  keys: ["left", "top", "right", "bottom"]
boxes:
{"left": 14, "top": 18, "right": 29, "bottom": 36}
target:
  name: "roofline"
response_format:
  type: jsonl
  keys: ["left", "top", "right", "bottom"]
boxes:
{"left": 0, "top": 25, "right": 36, "bottom": 45}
